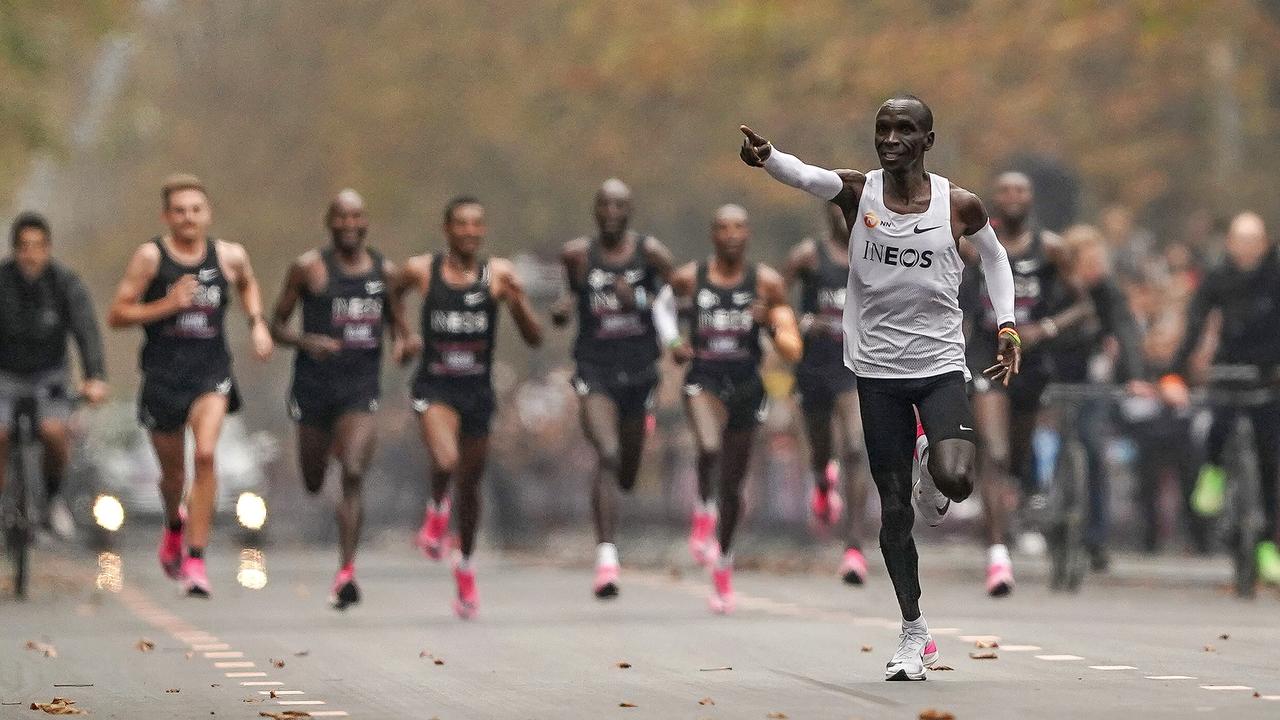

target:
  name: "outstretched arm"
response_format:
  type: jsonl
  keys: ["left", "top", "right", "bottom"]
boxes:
{"left": 740, "top": 126, "right": 864, "bottom": 216}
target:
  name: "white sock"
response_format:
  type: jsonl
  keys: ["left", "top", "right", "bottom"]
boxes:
{"left": 716, "top": 552, "right": 733, "bottom": 570}
{"left": 988, "top": 544, "right": 1011, "bottom": 566}
{"left": 903, "top": 614, "right": 928, "bottom": 634}
{"left": 700, "top": 500, "right": 717, "bottom": 516}
{"left": 596, "top": 542, "right": 618, "bottom": 567}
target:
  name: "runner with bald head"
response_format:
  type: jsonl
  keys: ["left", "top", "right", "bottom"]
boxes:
{"left": 1162, "top": 211, "right": 1280, "bottom": 585}
{"left": 553, "top": 179, "right": 684, "bottom": 599}
{"left": 669, "top": 204, "right": 801, "bottom": 613}
{"left": 270, "top": 189, "right": 413, "bottom": 609}
{"left": 739, "top": 95, "right": 1020, "bottom": 680}
{"left": 959, "top": 170, "right": 1092, "bottom": 597}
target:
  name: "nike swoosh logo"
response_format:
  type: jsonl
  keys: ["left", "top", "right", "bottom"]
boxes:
{"left": 914, "top": 225, "right": 943, "bottom": 234}
{"left": 959, "top": 424, "right": 972, "bottom": 431}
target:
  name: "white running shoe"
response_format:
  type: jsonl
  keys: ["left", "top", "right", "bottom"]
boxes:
{"left": 884, "top": 628, "right": 938, "bottom": 681}
{"left": 911, "top": 433, "right": 949, "bottom": 527}
{"left": 44, "top": 496, "right": 78, "bottom": 541}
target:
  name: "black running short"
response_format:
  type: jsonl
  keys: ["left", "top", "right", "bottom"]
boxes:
{"left": 571, "top": 361, "right": 658, "bottom": 419}
{"left": 412, "top": 378, "right": 495, "bottom": 438}
{"left": 683, "top": 370, "right": 768, "bottom": 431}
{"left": 288, "top": 375, "right": 380, "bottom": 431}
{"left": 794, "top": 363, "right": 858, "bottom": 415}
{"left": 856, "top": 371, "right": 976, "bottom": 475}
{"left": 139, "top": 372, "right": 241, "bottom": 433}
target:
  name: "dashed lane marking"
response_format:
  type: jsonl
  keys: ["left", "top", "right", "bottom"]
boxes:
{"left": 999, "top": 645, "right": 1042, "bottom": 652}
{"left": 241, "top": 681, "right": 285, "bottom": 687}
{"left": 213, "top": 661, "right": 255, "bottom": 668}
{"left": 1035, "top": 654, "right": 1085, "bottom": 661}
{"left": 1090, "top": 665, "right": 1138, "bottom": 671}
{"left": 225, "top": 671, "right": 267, "bottom": 678}
{"left": 203, "top": 651, "right": 244, "bottom": 658}
{"left": 1146, "top": 676, "right": 1197, "bottom": 680}
{"left": 1199, "top": 685, "right": 1253, "bottom": 691}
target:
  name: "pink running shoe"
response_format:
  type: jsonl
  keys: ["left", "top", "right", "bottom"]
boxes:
{"left": 810, "top": 484, "right": 845, "bottom": 527}
{"left": 593, "top": 562, "right": 620, "bottom": 600}
{"left": 416, "top": 501, "right": 451, "bottom": 561}
{"left": 181, "top": 557, "right": 210, "bottom": 598}
{"left": 158, "top": 527, "right": 184, "bottom": 580}
{"left": 688, "top": 510, "right": 717, "bottom": 567}
{"left": 708, "top": 565, "right": 736, "bottom": 614}
{"left": 839, "top": 547, "right": 868, "bottom": 585}
{"left": 922, "top": 637, "right": 940, "bottom": 666}
{"left": 330, "top": 565, "right": 360, "bottom": 610}
{"left": 453, "top": 564, "right": 478, "bottom": 620}
{"left": 986, "top": 561, "right": 1015, "bottom": 597}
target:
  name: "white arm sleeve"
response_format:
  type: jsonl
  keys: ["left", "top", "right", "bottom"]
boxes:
{"left": 969, "top": 222, "right": 1016, "bottom": 327}
{"left": 762, "top": 148, "right": 844, "bottom": 201}
{"left": 652, "top": 284, "right": 680, "bottom": 347}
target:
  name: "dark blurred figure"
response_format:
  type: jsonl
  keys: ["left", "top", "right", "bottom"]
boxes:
{"left": 0, "top": 212, "right": 108, "bottom": 541}
{"left": 1053, "top": 225, "right": 1148, "bottom": 570}
{"left": 1100, "top": 205, "right": 1156, "bottom": 284}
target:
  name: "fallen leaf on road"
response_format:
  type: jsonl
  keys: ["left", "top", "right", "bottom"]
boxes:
{"left": 25, "top": 641, "right": 57, "bottom": 658}
{"left": 270, "top": 691, "right": 278, "bottom": 698}
{"left": 136, "top": 639, "right": 155, "bottom": 653}
{"left": 861, "top": 645, "right": 873, "bottom": 653}
{"left": 30, "top": 698, "right": 86, "bottom": 715}
{"left": 258, "top": 712, "right": 311, "bottom": 719}
{"left": 617, "top": 662, "right": 632, "bottom": 669}
{"left": 919, "top": 710, "right": 955, "bottom": 720}
{"left": 619, "top": 702, "right": 637, "bottom": 708}
{"left": 969, "top": 651, "right": 998, "bottom": 660}
{"left": 270, "top": 658, "right": 286, "bottom": 668}
{"left": 165, "top": 689, "right": 180, "bottom": 693}
{"left": 1219, "top": 633, "right": 1230, "bottom": 640}
{"left": 767, "top": 713, "right": 789, "bottom": 719}
{"left": 1203, "top": 645, "right": 1216, "bottom": 653}
{"left": 928, "top": 664, "right": 955, "bottom": 671}
{"left": 1254, "top": 691, "right": 1261, "bottom": 698}
{"left": 975, "top": 640, "right": 999, "bottom": 649}
{"left": 698, "top": 697, "right": 715, "bottom": 706}
{"left": 433, "top": 658, "right": 445, "bottom": 666}
{"left": 293, "top": 650, "right": 309, "bottom": 657}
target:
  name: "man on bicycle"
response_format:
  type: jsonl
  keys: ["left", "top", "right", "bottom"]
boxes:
{"left": 0, "top": 212, "right": 109, "bottom": 540}
{"left": 1161, "top": 212, "right": 1280, "bottom": 585}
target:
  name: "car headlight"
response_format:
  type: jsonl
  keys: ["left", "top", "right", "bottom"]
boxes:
{"left": 236, "top": 492, "right": 267, "bottom": 530}
{"left": 92, "top": 495, "right": 125, "bottom": 532}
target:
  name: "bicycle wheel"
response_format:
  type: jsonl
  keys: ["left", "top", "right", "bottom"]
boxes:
{"left": 7, "top": 450, "right": 30, "bottom": 600}
{"left": 1048, "top": 440, "right": 1087, "bottom": 592}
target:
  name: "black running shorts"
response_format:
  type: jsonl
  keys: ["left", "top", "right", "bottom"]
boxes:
{"left": 412, "top": 379, "right": 495, "bottom": 438}
{"left": 571, "top": 361, "right": 658, "bottom": 419}
{"left": 794, "top": 362, "right": 858, "bottom": 416}
{"left": 683, "top": 370, "right": 768, "bottom": 431}
{"left": 288, "top": 374, "right": 380, "bottom": 431}
{"left": 139, "top": 372, "right": 241, "bottom": 433}
{"left": 856, "top": 371, "right": 976, "bottom": 475}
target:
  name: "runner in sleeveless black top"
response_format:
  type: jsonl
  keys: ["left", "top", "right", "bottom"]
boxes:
{"left": 958, "top": 171, "right": 1092, "bottom": 597}
{"left": 551, "top": 179, "right": 683, "bottom": 600}
{"left": 669, "top": 204, "right": 801, "bottom": 614}
{"left": 783, "top": 203, "right": 874, "bottom": 585}
{"left": 401, "top": 196, "right": 542, "bottom": 620}
{"left": 270, "top": 190, "right": 411, "bottom": 609}
{"left": 108, "top": 174, "right": 273, "bottom": 598}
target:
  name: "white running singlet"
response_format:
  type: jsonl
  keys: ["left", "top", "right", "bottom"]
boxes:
{"left": 842, "top": 169, "right": 968, "bottom": 380}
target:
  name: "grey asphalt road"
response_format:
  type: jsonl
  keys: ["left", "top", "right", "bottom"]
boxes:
{"left": 3, "top": 535, "right": 1278, "bottom": 720}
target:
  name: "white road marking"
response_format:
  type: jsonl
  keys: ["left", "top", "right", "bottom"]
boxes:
{"left": 1089, "top": 665, "right": 1138, "bottom": 671}
{"left": 928, "top": 627, "right": 961, "bottom": 635}
{"left": 1260, "top": 696, "right": 1280, "bottom": 700}
{"left": 225, "top": 671, "right": 267, "bottom": 678}
{"left": 307, "top": 712, "right": 351, "bottom": 717}
{"left": 1199, "top": 685, "right": 1253, "bottom": 691}
{"left": 1035, "top": 654, "right": 1085, "bottom": 661}
{"left": 241, "top": 681, "right": 285, "bottom": 687}
{"left": 214, "top": 661, "right": 255, "bottom": 668}
{"left": 960, "top": 635, "right": 1001, "bottom": 644}
{"left": 1000, "top": 645, "right": 1042, "bottom": 652}
{"left": 1146, "top": 676, "right": 1196, "bottom": 680}
{"left": 277, "top": 700, "right": 327, "bottom": 705}
{"left": 260, "top": 690, "right": 305, "bottom": 695}
{"left": 204, "top": 651, "right": 244, "bottom": 658}
{"left": 193, "top": 643, "right": 230, "bottom": 651}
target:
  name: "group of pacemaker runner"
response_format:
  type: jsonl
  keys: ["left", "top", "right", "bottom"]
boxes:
{"left": 7, "top": 95, "right": 1276, "bottom": 682}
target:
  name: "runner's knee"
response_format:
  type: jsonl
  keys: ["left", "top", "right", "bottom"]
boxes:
{"left": 930, "top": 441, "right": 974, "bottom": 501}
{"left": 192, "top": 444, "right": 216, "bottom": 474}
{"left": 431, "top": 448, "right": 459, "bottom": 476}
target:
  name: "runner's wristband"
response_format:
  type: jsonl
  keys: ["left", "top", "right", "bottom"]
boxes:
{"left": 997, "top": 327, "right": 1021, "bottom": 348}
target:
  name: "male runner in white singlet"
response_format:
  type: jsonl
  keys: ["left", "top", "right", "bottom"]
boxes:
{"left": 740, "top": 95, "right": 1020, "bottom": 681}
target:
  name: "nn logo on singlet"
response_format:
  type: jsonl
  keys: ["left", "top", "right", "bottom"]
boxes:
{"left": 861, "top": 241, "right": 934, "bottom": 269}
